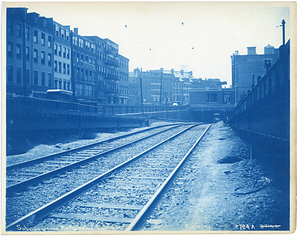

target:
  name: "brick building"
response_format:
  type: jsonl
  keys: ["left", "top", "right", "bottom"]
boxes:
{"left": 231, "top": 45, "right": 279, "bottom": 103}
{"left": 53, "top": 22, "right": 71, "bottom": 91}
{"left": 7, "top": 8, "right": 54, "bottom": 97}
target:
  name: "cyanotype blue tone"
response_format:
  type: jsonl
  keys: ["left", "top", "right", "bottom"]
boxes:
{"left": 4, "top": 2, "right": 293, "bottom": 233}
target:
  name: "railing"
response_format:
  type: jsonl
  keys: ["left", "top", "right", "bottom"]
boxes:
{"left": 6, "top": 95, "right": 189, "bottom": 116}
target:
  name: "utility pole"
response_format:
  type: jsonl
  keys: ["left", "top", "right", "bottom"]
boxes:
{"left": 160, "top": 72, "right": 163, "bottom": 106}
{"left": 282, "top": 19, "right": 286, "bottom": 45}
{"left": 140, "top": 77, "right": 143, "bottom": 113}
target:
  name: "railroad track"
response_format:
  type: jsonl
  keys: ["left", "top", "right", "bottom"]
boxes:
{"left": 6, "top": 124, "right": 211, "bottom": 231}
{"left": 6, "top": 123, "right": 182, "bottom": 194}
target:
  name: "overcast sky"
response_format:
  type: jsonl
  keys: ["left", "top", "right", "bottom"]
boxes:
{"left": 3, "top": 1, "right": 293, "bottom": 87}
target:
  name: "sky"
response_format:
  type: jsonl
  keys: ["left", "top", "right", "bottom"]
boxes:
{"left": 2, "top": 1, "right": 294, "bottom": 87}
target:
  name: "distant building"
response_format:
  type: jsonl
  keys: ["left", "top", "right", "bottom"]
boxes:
{"left": 189, "top": 87, "right": 235, "bottom": 122}
{"left": 128, "top": 67, "right": 227, "bottom": 106}
{"left": 129, "top": 68, "right": 174, "bottom": 106}
{"left": 231, "top": 45, "right": 279, "bottom": 103}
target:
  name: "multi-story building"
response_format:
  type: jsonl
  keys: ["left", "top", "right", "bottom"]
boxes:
{"left": 6, "top": 7, "right": 130, "bottom": 105}
{"left": 70, "top": 28, "right": 97, "bottom": 102}
{"left": 129, "top": 68, "right": 173, "bottom": 106}
{"left": 53, "top": 22, "right": 71, "bottom": 91}
{"left": 171, "top": 69, "right": 194, "bottom": 105}
{"left": 7, "top": 8, "right": 54, "bottom": 97}
{"left": 118, "top": 54, "right": 130, "bottom": 104}
{"left": 231, "top": 45, "right": 279, "bottom": 103}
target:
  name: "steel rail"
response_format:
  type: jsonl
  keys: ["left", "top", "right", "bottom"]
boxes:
{"left": 6, "top": 124, "right": 199, "bottom": 231}
{"left": 7, "top": 123, "right": 180, "bottom": 171}
{"left": 6, "top": 125, "right": 181, "bottom": 195}
{"left": 126, "top": 124, "right": 212, "bottom": 231}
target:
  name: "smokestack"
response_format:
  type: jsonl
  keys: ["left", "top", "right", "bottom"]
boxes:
{"left": 74, "top": 28, "right": 78, "bottom": 34}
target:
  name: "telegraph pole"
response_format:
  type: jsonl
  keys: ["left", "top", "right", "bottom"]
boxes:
{"left": 160, "top": 72, "right": 163, "bottom": 106}
{"left": 140, "top": 77, "right": 143, "bottom": 113}
{"left": 282, "top": 19, "right": 286, "bottom": 45}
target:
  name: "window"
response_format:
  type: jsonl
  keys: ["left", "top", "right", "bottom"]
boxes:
{"left": 48, "top": 53, "right": 52, "bottom": 66}
{"left": 54, "top": 61, "right": 57, "bottom": 72}
{"left": 63, "top": 63, "right": 66, "bottom": 74}
{"left": 7, "top": 20, "right": 13, "bottom": 35}
{"left": 34, "top": 71, "right": 38, "bottom": 85}
{"left": 54, "top": 78, "right": 58, "bottom": 88}
{"left": 26, "top": 69, "right": 30, "bottom": 85}
{"left": 41, "top": 72, "right": 45, "bottom": 86}
{"left": 76, "top": 83, "right": 83, "bottom": 96}
{"left": 7, "top": 66, "right": 13, "bottom": 82}
{"left": 63, "top": 47, "right": 66, "bottom": 58}
{"left": 207, "top": 94, "right": 217, "bottom": 102}
{"left": 55, "top": 25, "right": 59, "bottom": 36}
{"left": 59, "top": 79, "right": 62, "bottom": 89}
{"left": 58, "top": 45, "right": 62, "bottom": 56}
{"left": 16, "top": 44, "right": 21, "bottom": 59}
{"left": 59, "top": 62, "right": 62, "bottom": 73}
{"left": 63, "top": 80, "right": 66, "bottom": 90}
{"left": 67, "top": 64, "right": 70, "bottom": 75}
{"left": 224, "top": 94, "right": 230, "bottom": 103}
{"left": 54, "top": 44, "right": 57, "bottom": 55}
{"left": 33, "top": 49, "right": 38, "bottom": 63}
{"left": 41, "top": 51, "right": 45, "bottom": 65}
{"left": 25, "top": 27, "right": 29, "bottom": 40}
{"left": 48, "top": 74, "right": 52, "bottom": 87}
{"left": 48, "top": 36, "right": 52, "bottom": 48}
{"left": 66, "top": 30, "right": 69, "bottom": 40}
{"left": 41, "top": 33, "right": 45, "bottom": 46}
{"left": 16, "top": 67, "right": 22, "bottom": 83}
{"left": 16, "top": 23, "right": 21, "bottom": 38}
{"left": 34, "top": 30, "right": 38, "bottom": 43}
{"left": 26, "top": 47, "right": 29, "bottom": 61}
{"left": 86, "top": 85, "right": 93, "bottom": 97}
{"left": 7, "top": 41, "right": 13, "bottom": 57}
{"left": 67, "top": 49, "right": 70, "bottom": 59}
{"left": 61, "top": 28, "right": 65, "bottom": 39}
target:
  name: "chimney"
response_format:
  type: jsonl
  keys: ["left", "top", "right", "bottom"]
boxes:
{"left": 235, "top": 50, "right": 239, "bottom": 55}
{"left": 180, "top": 69, "right": 184, "bottom": 75}
{"left": 74, "top": 28, "right": 78, "bottom": 34}
{"left": 247, "top": 47, "right": 256, "bottom": 55}
{"left": 171, "top": 69, "right": 174, "bottom": 74}
{"left": 189, "top": 71, "right": 193, "bottom": 76}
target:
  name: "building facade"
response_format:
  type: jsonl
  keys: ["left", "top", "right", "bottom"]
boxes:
{"left": 70, "top": 28, "right": 97, "bottom": 102}
{"left": 231, "top": 45, "right": 279, "bottom": 104}
{"left": 53, "top": 21, "right": 71, "bottom": 91}
{"left": 6, "top": 7, "right": 129, "bottom": 105}
{"left": 118, "top": 54, "right": 129, "bottom": 104}
{"left": 7, "top": 8, "right": 54, "bottom": 97}
{"left": 129, "top": 68, "right": 174, "bottom": 106}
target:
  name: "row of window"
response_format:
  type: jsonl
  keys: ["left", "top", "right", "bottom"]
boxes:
{"left": 7, "top": 42, "right": 53, "bottom": 67}
{"left": 75, "top": 83, "right": 95, "bottom": 97}
{"left": 73, "top": 36, "right": 96, "bottom": 52}
{"left": 54, "top": 44, "right": 71, "bottom": 59}
{"left": 54, "top": 61, "right": 71, "bottom": 75}
{"left": 7, "top": 65, "right": 52, "bottom": 87}
{"left": 54, "top": 78, "right": 71, "bottom": 91}
{"left": 75, "top": 67, "right": 95, "bottom": 82}
{"left": 75, "top": 52, "right": 95, "bottom": 64}
{"left": 55, "top": 24, "right": 70, "bottom": 41}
